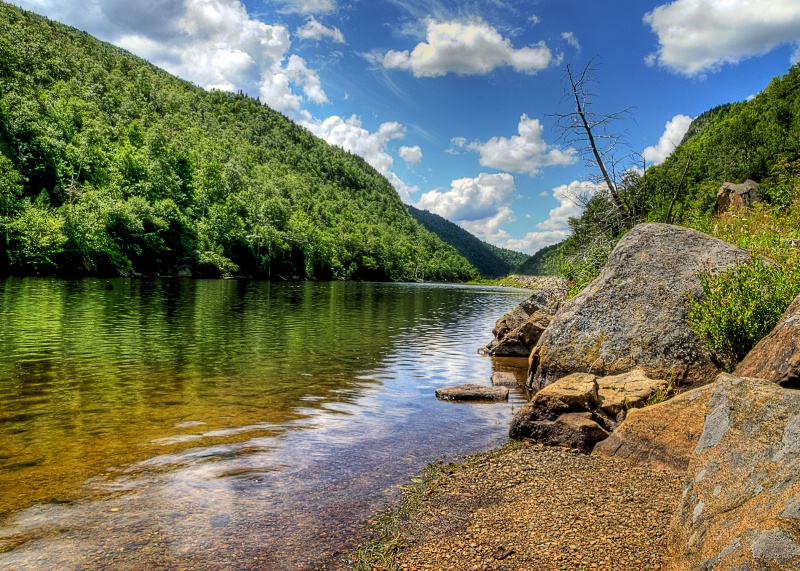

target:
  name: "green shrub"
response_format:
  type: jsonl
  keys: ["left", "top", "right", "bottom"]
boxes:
{"left": 687, "top": 257, "right": 800, "bottom": 372}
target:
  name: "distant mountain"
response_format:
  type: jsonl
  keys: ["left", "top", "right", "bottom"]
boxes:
{"left": 515, "top": 242, "right": 562, "bottom": 276}
{"left": 406, "top": 205, "right": 528, "bottom": 279}
{"left": 0, "top": 4, "right": 476, "bottom": 281}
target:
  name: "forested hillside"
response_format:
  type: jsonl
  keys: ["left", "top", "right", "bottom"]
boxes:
{"left": 406, "top": 205, "right": 527, "bottom": 278}
{"left": 0, "top": 4, "right": 477, "bottom": 281}
{"left": 548, "top": 63, "right": 800, "bottom": 290}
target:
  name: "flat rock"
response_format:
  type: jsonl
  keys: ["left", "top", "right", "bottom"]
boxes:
{"left": 596, "top": 370, "right": 669, "bottom": 419}
{"left": 735, "top": 294, "right": 800, "bottom": 386}
{"left": 528, "top": 223, "right": 750, "bottom": 390}
{"left": 490, "top": 372, "right": 519, "bottom": 387}
{"left": 665, "top": 373, "right": 800, "bottom": 570}
{"left": 593, "top": 384, "right": 712, "bottom": 473}
{"left": 435, "top": 384, "right": 509, "bottom": 402}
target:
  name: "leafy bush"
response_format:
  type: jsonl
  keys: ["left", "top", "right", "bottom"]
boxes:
{"left": 687, "top": 257, "right": 800, "bottom": 372}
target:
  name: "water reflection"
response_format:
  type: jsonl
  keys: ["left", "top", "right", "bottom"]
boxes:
{"left": 0, "top": 278, "right": 529, "bottom": 569}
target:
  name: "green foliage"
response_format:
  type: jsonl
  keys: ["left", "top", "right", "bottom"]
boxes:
{"left": 0, "top": 4, "right": 476, "bottom": 281}
{"left": 515, "top": 241, "right": 563, "bottom": 276}
{"left": 687, "top": 258, "right": 800, "bottom": 372}
{"left": 406, "top": 204, "right": 527, "bottom": 278}
{"left": 645, "top": 382, "right": 674, "bottom": 406}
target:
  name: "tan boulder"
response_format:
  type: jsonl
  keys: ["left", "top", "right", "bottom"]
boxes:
{"left": 596, "top": 370, "right": 670, "bottom": 419}
{"left": 711, "top": 179, "right": 758, "bottom": 216}
{"left": 665, "top": 374, "right": 800, "bottom": 570}
{"left": 593, "top": 384, "right": 712, "bottom": 473}
{"left": 734, "top": 294, "right": 800, "bottom": 386}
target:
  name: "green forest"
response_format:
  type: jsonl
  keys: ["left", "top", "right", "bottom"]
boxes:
{"left": 406, "top": 205, "right": 527, "bottom": 278}
{"left": 0, "top": 4, "right": 478, "bottom": 281}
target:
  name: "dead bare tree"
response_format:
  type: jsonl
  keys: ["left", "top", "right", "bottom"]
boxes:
{"left": 550, "top": 60, "right": 639, "bottom": 230}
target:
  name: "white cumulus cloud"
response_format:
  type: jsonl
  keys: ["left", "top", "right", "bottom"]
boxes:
{"left": 506, "top": 180, "right": 602, "bottom": 254}
{"left": 296, "top": 17, "right": 345, "bottom": 43}
{"left": 644, "top": 0, "right": 800, "bottom": 75}
{"left": 644, "top": 114, "right": 693, "bottom": 165}
{"left": 382, "top": 18, "right": 553, "bottom": 77}
{"left": 272, "top": 0, "right": 337, "bottom": 15}
{"left": 399, "top": 145, "right": 423, "bottom": 166}
{"left": 306, "top": 115, "right": 418, "bottom": 200}
{"left": 415, "top": 173, "right": 517, "bottom": 243}
{"left": 461, "top": 114, "right": 575, "bottom": 175}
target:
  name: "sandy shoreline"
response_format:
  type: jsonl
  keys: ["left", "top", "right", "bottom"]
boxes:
{"left": 352, "top": 441, "right": 683, "bottom": 571}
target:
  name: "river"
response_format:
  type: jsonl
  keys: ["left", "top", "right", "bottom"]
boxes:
{"left": 0, "top": 278, "right": 529, "bottom": 570}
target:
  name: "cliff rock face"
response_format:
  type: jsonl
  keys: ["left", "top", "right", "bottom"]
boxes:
{"left": 593, "top": 384, "right": 712, "bottom": 473}
{"left": 735, "top": 294, "right": 800, "bottom": 386}
{"left": 528, "top": 223, "right": 750, "bottom": 390}
{"left": 665, "top": 374, "right": 800, "bottom": 571}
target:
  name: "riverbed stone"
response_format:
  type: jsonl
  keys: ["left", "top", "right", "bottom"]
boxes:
{"left": 490, "top": 372, "right": 519, "bottom": 387}
{"left": 435, "top": 384, "right": 509, "bottom": 402}
{"left": 734, "top": 294, "right": 800, "bottom": 387}
{"left": 665, "top": 373, "right": 800, "bottom": 570}
{"left": 593, "top": 384, "right": 712, "bottom": 473}
{"left": 527, "top": 223, "right": 750, "bottom": 390}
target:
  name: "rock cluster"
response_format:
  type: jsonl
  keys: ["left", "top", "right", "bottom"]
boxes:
{"left": 527, "top": 223, "right": 750, "bottom": 390}
{"left": 479, "top": 277, "right": 566, "bottom": 357}
{"left": 509, "top": 370, "right": 669, "bottom": 452}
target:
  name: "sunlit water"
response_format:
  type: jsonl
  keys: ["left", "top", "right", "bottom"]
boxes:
{"left": 0, "top": 278, "right": 530, "bottom": 570}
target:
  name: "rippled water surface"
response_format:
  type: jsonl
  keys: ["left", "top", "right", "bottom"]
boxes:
{"left": 0, "top": 278, "right": 529, "bottom": 570}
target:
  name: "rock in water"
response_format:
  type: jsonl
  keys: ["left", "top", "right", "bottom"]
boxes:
{"left": 665, "top": 373, "right": 800, "bottom": 570}
{"left": 735, "top": 294, "right": 800, "bottom": 386}
{"left": 490, "top": 372, "right": 519, "bottom": 387}
{"left": 593, "top": 384, "right": 712, "bottom": 473}
{"left": 435, "top": 384, "right": 509, "bottom": 402}
{"left": 528, "top": 223, "right": 750, "bottom": 390}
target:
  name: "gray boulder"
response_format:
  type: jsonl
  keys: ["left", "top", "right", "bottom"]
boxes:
{"left": 528, "top": 223, "right": 750, "bottom": 390}
{"left": 512, "top": 412, "right": 609, "bottom": 454}
{"left": 665, "top": 373, "right": 800, "bottom": 570}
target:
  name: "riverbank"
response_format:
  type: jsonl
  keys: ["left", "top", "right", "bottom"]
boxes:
{"left": 352, "top": 441, "right": 683, "bottom": 571}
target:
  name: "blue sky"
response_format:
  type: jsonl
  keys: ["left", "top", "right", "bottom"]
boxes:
{"left": 12, "top": 0, "right": 800, "bottom": 253}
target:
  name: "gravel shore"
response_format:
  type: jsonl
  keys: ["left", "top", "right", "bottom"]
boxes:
{"left": 354, "top": 441, "right": 683, "bottom": 571}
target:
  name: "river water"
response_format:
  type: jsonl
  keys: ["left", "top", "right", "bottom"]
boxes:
{"left": 0, "top": 278, "right": 529, "bottom": 570}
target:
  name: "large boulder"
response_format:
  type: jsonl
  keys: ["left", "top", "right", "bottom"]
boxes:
{"left": 528, "top": 223, "right": 750, "bottom": 390}
{"left": 593, "top": 384, "right": 712, "bottom": 473}
{"left": 665, "top": 374, "right": 800, "bottom": 570}
{"left": 510, "top": 370, "right": 668, "bottom": 450}
{"left": 480, "top": 277, "right": 567, "bottom": 357}
{"left": 712, "top": 179, "right": 758, "bottom": 216}
{"left": 734, "top": 294, "right": 800, "bottom": 387}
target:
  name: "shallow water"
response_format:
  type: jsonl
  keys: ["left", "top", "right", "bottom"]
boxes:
{"left": 0, "top": 278, "right": 529, "bottom": 570}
